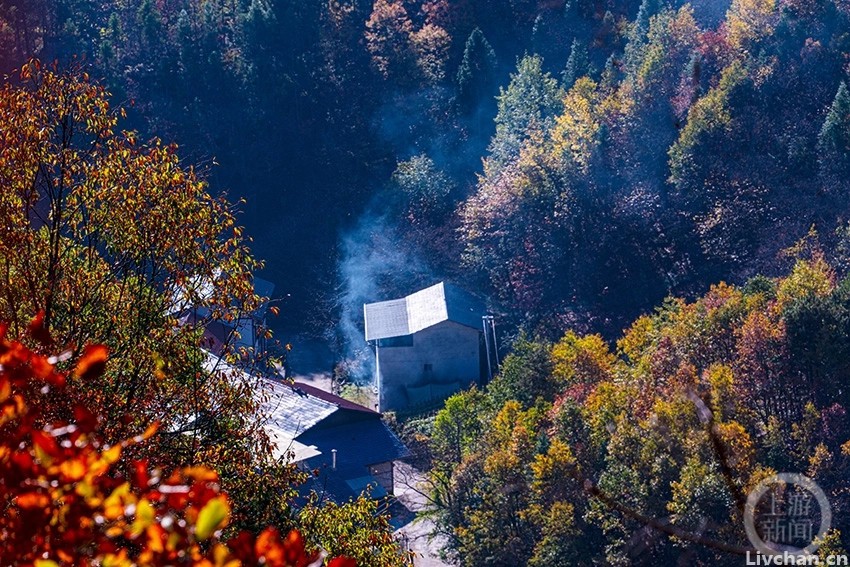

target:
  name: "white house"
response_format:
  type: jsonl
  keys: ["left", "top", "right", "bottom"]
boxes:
{"left": 364, "top": 282, "right": 485, "bottom": 413}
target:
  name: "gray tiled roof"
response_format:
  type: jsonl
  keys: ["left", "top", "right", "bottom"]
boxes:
{"left": 261, "top": 379, "right": 338, "bottom": 439}
{"left": 363, "top": 282, "right": 484, "bottom": 341}
{"left": 202, "top": 352, "right": 336, "bottom": 461}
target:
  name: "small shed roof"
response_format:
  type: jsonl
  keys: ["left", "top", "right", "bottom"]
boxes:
{"left": 363, "top": 282, "right": 484, "bottom": 341}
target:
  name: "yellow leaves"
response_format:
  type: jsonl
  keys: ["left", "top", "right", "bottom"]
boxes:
{"left": 59, "top": 458, "right": 87, "bottom": 482}
{"left": 194, "top": 496, "right": 230, "bottom": 541}
{"left": 715, "top": 421, "right": 755, "bottom": 476}
{"left": 552, "top": 331, "right": 615, "bottom": 386}
{"left": 705, "top": 364, "right": 735, "bottom": 419}
{"left": 618, "top": 315, "right": 655, "bottom": 363}
{"left": 531, "top": 438, "right": 576, "bottom": 486}
{"left": 670, "top": 61, "right": 746, "bottom": 182}
{"left": 551, "top": 77, "right": 601, "bottom": 173}
{"left": 101, "top": 551, "right": 132, "bottom": 567}
{"left": 129, "top": 498, "right": 156, "bottom": 537}
{"left": 211, "top": 543, "right": 241, "bottom": 567}
{"left": 182, "top": 466, "right": 219, "bottom": 482}
{"left": 101, "top": 444, "right": 122, "bottom": 467}
{"left": 807, "top": 443, "right": 833, "bottom": 479}
{"left": 726, "top": 0, "right": 778, "bottom": 50}
{"left": 775, "top": 255, "right": 835, "bottom": 310}
{"left": 34, "top": 561, "right": 59, "bottom": 567}
{"left": 103, "top": 482, "right": 134, "bottom": 520}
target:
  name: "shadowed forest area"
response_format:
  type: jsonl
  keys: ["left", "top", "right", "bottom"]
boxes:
{"left": 8, "top": 0, "right": 840, "bottom": 343}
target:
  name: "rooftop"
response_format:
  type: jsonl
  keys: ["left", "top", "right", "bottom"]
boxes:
{"left": 363, "top": 282, "right": 484, "bottom": 341}
{"left": 202, "top": 352, "right": 400, "bottom": 465}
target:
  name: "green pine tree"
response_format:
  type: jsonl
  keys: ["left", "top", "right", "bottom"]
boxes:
{"left": 562, "top": 38, "right": 589, "bottom": 88}
{"left": 818, "top": 82, "right": 850, "bottom": 159}
{"left": 818, "top": 81, "right": 850, "bottom": 188}
{"left": 456, "top": 27, "right": 498, "bottom": 113}
{"left": 488, "top": 54, "right": 563, "bottom": 169}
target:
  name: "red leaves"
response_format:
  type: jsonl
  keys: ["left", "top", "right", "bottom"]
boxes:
{"left": 0, "top": 325, "right": 357, "bottom": 567}
{"left": 27, "top": 311, "right": 53, "bottom": 347}
{"left": 73, "top": 344, "right": 108, "bottom": 380}
{"left": 247, "top": 527, "right": 325, "bottom": 567}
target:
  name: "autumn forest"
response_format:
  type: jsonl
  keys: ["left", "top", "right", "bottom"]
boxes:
{"left": 4, "top": 0, "right": 850, "bottom": 565}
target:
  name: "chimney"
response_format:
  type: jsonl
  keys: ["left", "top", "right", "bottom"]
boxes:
{"left": 331, "top": 449, "right": 337, "bottom": 470}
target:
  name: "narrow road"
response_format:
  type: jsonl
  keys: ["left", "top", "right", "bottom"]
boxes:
{"left": 392, "top": 461, "right": 454, "bottom": 567}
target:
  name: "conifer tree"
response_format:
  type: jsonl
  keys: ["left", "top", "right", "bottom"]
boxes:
{"left": 562, "top": 38, "right": 589, "bottom": 88}
{"left": 818, "top": 81, "right": 850, "bottom": 187}
{"left": 488, "top": 54, "right": 562, "bottom": 169}
{"left": 456, "top": 27, "right": 498, "bottom": 112}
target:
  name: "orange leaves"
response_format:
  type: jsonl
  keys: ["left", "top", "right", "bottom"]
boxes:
{"left": 0, "top": 327, "right": 356, "bottom": 567}
{"left": 15, "top": 492, "right": 50, "bottom": 509}
{"left": 74, "top": 344, "right": 108, "bottom": 380}
{"left": 59, "top": 458, "right": 87, "bottom": 482}
{"left": 252, "top": 527, "right": 323, "bottom": 567}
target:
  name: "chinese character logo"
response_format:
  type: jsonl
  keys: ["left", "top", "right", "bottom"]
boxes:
{"left": 744, "top": 473, "right": 831, "bottom": 556}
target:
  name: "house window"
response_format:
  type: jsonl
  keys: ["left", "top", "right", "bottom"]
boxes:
{"left": 424, "top": 363, "right": 433, "bottom": 372}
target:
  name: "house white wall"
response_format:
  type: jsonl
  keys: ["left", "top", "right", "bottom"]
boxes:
{"left": 377, "top": 320, "right": 480, "bottom": 412}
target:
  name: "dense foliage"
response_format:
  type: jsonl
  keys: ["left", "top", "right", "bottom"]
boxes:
{"left": 0, "top": 61, "right": 410, "bottom": 566}
{"left": 5, "top": 0, "right": 850, "bottom": 338}
{"left": 7, "top": 0, "right": 850, "bottom": 564}
{"left": 424, "top": 250, "right": 850, "bottom": 564}
{"left": 0, "top": 318, "right": 355, "bottom": 567}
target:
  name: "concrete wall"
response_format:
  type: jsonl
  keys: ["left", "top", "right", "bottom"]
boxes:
{"left": 377, "top": 320, "right": 480, "bottom": 412}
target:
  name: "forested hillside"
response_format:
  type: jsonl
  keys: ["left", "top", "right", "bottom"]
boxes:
{"left": 5, "top": 0, "right": 850, "bottom": 564}
{"left": 419, "top": 250, "right": 850, "bottom": 564}
{"left": 13, "top": 0, "right": 846, "bottom": 339}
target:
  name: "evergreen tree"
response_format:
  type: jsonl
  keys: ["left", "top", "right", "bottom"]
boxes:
{"left": 624, "top": 0, "right": 662, "bottom": 71}
{"left": 240, "top": 0, "right": 280, "bottom": 84}
{"left": 599, "top": 52, "right": 619, "bottom": 91}
{"left": 136, "top": 0, "right": 163, "bottom": 51}
{"left": 632, "top": 0, "right": 662, "bottom": 42}
{"left": 561, "top": 38, "right": 589, "bottom": 88}
{"left": 456, "top": 27, "right": 498, "bottom": 112}
{"left": 98, "top": 13, "right": 122, "bottom": 72}
{"left": 488, "top": 54, "right": 563, "bottom": 169}
{"left": 818, "top": 81, "right": 850, "bottom": 187}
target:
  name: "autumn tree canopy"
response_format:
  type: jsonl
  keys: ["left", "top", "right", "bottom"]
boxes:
{"left": 0, "top": 317, "right": 356, "bottom": 567}
{"left": 0, "top": 61, "right": 412, "bottom": 566}
{"left": 422, "top": 251, "right": 850, "bottom": 564}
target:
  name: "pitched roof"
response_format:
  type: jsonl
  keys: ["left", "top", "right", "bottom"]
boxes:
{"left": 297, "top": 418, "right": 411, "bottom": 473}
{"left": 202, "top": 351, "right": 409, "bottom": 502}
{"left": 202, "top": 352, "right": 374, "bottom": 461}
{"left": 262, "top": 379, "right": 339, "bottom": 439}
{"left": 292, "top": 381, "right": 378, "bottom": 415}
{"left": 363, "top": 282, "right": 484, "bottom": 341}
